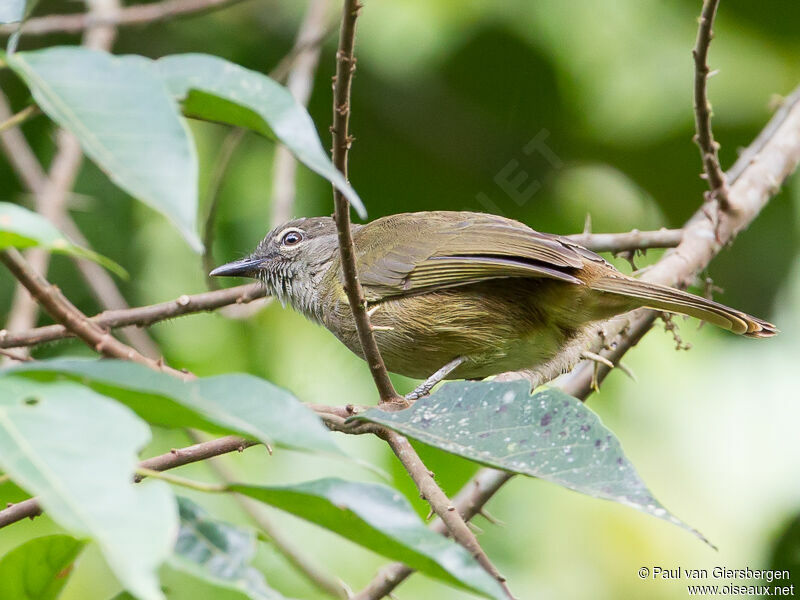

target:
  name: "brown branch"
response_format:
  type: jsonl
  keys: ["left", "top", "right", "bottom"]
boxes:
{"left": 270, "top": 0, "right": 331, "bottom": 227}
{"left": 331, "top": 0, "right": 400, "bottom": 404}
{"left": 693, "top": 0, "right": 730, "bottom": 210}
{"left": 352, "top": 469, "right": 513, "bottom": 600}
{"left": 0, "top": 435, "right": 255, "bottom": 529}
{"left": 0, "top": 283, "right": 266, "bottom": 349}
{"left": 0, "top": 0, "right": 249, "bottom": 36}
{"left": 378, "top": 430, "right": 513, "bottom": 598}
{"left": 352, "top": 84, "right": 800, "bottom": 599}
{"left": 0, "top": 248, "right": 189, "bottom": 379}
{"left": 564, "top": 228, "right": 682, "bottom": 253}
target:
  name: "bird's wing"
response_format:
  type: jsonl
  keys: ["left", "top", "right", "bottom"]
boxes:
{"left": 353, "top": 212, "right": 590, "bottom": 300}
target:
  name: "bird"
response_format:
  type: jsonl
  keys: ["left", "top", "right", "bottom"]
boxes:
{"left": 211, "top": 211, "right": 777, "bottom": 388}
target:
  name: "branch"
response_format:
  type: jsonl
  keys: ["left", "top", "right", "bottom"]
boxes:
{"left": 331, "top": 0, "right": 400, "bottom": 405}
{"left": 353, "top": 84, "right": 800, "bottom": 599}
{"left": 0, "top": 283, "right": 266, "bottom": 349}
{"left": 378, "top": 431, "right": 513, "bottom": 598}
{"left": 0, "top": 248, "right": 189, "bottom": 379}
{"left": 0, "top": 435, "right": 256, "bottom": 529}
{"left": 693, "top": 0, "right": 730, "bottom": 210}
{"left": 564, "top": 228, "right": 682, "bottom": 253}
{"left": 0, "top": 0, "right": 249, "bottom": 36}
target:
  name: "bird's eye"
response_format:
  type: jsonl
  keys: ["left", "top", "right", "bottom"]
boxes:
{"left": 280, "top": 230, "right": 304, "bottom": 246}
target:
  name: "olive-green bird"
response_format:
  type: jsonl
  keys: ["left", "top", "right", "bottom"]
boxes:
{"left": 211, "top": 211, "right": 776, "bottom": 386}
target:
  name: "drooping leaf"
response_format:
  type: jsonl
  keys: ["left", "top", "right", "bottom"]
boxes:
{"left": 0, "top": 377, "right": 177, "bottom": 600}
{"left": 6, "top": 358, "right": 341, "bottom": 456}
{"left": 0, "top": 202, "right": 126, "bottom": 277}
{"left": 231, "top": 478, "right": 506, "bottom": 599}
{"left": 155, "top": 54, "right": 366, "bottom": 219}
{"left": 6, "top": 47, "right": 201, "bottom": 250}
{"left": 0, "top": 534, "right": 86, "bottom": 600}
{"left": 164, "top": 497, "right": 286, "bottom": 600}
{"left": 355, "top": 381, "right": 709, "bottom": 544}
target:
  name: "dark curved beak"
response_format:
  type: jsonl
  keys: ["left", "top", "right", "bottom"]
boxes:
{"left": 209, "top": 257, "right": 263, "bottom": 278}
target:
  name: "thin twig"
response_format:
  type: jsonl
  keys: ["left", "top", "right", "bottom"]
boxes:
{"left": 352, "top": 84, "right": 800, "bottom": 599}
{"left": 0, "top": 105, "right": 40, "bottom": 134}
{"left": 0, "top": 283, "right": 266, "bottom": 349}
{"left": 378, "top": 430, "right": 514, "bottom": 598}
{"left": 0, "top": 248, "right": 189, "bottom": 379}
{"left": 330, "top": 0, "right": 400, "bottom": 404}
{"left": 202, "top": 128, "right": 247, "bottom": 290}
{"left": 270, "top": 0, "right": 331, "bottom": 227}
{"left": 564, "top": 228, "right": 682, "bottom": 253}
{"left": 0, "top": 0, "right": 249, "bottom": 36}
{"left": 0, "top": 348, "right": 32, "bottom": 362}
{"left": 693, "top": 0, "right": 730, "bottom": 210}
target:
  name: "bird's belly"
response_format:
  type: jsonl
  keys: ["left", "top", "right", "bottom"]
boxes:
{"left": 324, "top": 281, "right": 585, "bottom": 380}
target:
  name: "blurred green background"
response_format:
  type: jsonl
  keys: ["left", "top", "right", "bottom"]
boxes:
{"left": 2, "top": 0, "right": 800, "bottom": 598}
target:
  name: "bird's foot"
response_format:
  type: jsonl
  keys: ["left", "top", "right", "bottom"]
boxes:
{"left": 405, "top": 356, "right": 465, "bottom": 402}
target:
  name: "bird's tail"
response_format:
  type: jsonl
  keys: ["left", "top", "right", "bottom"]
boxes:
{"left": 590, "top": 275, "right": 778, "bottom": 338}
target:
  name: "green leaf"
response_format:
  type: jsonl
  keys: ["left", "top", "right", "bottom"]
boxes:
{"left": 231, "top": 478, "right": 506, "bottom": 600}
{"left": 355, "top": 381, "right": 709, "bottom": 544}
{"left": 0, "top": 202, "right": 126, "bottom": 277}
{"left": 6, "top": 358, "right": 341, "bottom": 456}
{"left": 164, "top": 497, "right": 287, "bottom": 600}
{"left": 155, "top": 54, "right": 366, "bottom": 219}
{"left": 0, "top": 535, "right": 86, "bottom": 600}
{"left": 6, "top": 47, "right": 201, "bottom": 251}
{"left": 0, "top": 0, "right": 28, "bottom": 24}
{"left": 0, "top": 377, "right": 177, "bottom": 600}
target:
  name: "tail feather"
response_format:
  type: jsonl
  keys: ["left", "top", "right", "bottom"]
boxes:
{"left": 591, "top": 276, "right": 778, "bottom": 338}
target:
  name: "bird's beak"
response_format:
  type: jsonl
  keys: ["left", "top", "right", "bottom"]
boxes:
{"left": 209, "top": 257, "right": 263, "bottom": 278}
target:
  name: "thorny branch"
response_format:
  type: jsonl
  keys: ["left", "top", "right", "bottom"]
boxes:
{"left": 329, "top": 0, "right": 400, "bottom": 405}
{"left": 693, "top": 0, "right": 730, "bottom": 210}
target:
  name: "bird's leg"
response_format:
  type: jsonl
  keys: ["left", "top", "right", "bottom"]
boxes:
{"left": 405, "top": 356, "right": 465, "bottom": 402}
{"left": 580, "top": 350, "right": 615, "bottom": 392}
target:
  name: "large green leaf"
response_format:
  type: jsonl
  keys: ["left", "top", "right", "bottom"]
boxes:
{"left": 232, "top": 478, "right": 506, "bottom": 600}
{"left": 163, "top": 497, "right": 286, "bottom": 600}
{"left": 6, "top": 358, "right": 341, "bottom": 456}
{"left": 155, "top": 54, "right": 366, "bottom": 219}
{"left": 355, "top": 381, "right": 708, "bottom": 543}
{"left": 6, "top": 47, "right": 200, "bottom": 250}
{"left": 0, "top": 377, "right": 177, "bottom": 600}
{"left": 0, "top": 534, "right": 86, "bottom": 600}
{"left": 0, "top": 201, "right": 126, "bottom": 277}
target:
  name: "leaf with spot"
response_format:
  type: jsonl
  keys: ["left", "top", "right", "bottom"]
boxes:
{"left": 0, "top": 202, "right": 125, "bottom": 277}
{"left": 0, "top": 377, "right": 176, "bottom": 600}
{"left": 163, "top": 497, "right": 286, "bottom": 600}
{"left": 155, "top": 54, "right": 366, "bottom": 219}
{"left": 6, "top": 47, "right": 201, "bottom": 250}
{"left": 354, "top": 381, "right": 710, "bottom": 544}
{"left": 7, "top": 358, "right": 341, "bottom": 456}
{"left": 0, "top": 534, "right": 86, "bottom": 600}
